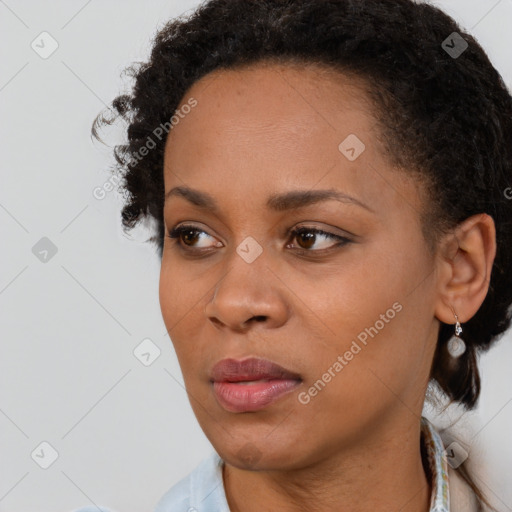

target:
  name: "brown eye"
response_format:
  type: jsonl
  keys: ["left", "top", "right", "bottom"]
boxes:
{"left": 180, "top": 228, "right": 201, "bottom": 246}
{"left": 295, "top": 230, "right": 316, "bottom": 249}
{"left": 167, "top": 225, "right": 221, "bottom": 249}
{"left": 288, "top": 227, "right": 351, "bottom": 253}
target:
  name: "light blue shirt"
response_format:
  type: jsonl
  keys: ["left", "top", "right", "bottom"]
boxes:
{"left": 154, "top": 450, "right": 229, "bottom": 512}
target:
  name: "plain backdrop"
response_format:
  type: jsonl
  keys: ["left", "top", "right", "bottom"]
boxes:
{"left": 1, "top": 1, "right": 511, "bottom": 511}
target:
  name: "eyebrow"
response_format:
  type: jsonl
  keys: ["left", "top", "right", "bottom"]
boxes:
{"left": 164, "top": 186, "right": 373, "bottom": 213}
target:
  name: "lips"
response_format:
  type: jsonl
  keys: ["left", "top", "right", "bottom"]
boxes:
{"left": 210, "top": 357, "right": 302, "bottom": 412}
{"left": 211, "top": 357, "right": 302, "bottom": 382}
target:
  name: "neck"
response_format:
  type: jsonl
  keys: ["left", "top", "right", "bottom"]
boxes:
{"left": 222, "top": 416, "right": 432, "bottom": 512}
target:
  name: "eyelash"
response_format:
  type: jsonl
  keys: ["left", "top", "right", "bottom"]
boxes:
{"left": 166, "top": 224, "right": 351, "bottom": 256}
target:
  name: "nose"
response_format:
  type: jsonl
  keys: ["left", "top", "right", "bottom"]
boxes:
{"left": 204, "top": 254, "right": 289, "bottom": 332}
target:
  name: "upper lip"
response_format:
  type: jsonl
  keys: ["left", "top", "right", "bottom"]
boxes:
{"left": 210, "top": 357, "right": 302, "bottom": 383}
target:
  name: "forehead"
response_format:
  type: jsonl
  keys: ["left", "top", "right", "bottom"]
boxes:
{"left": 162, "top": 61, "right": 423, "bottom": 221}
{"left": 164, "top": 61, "right": 377, "bottom": 173}
{"left": 170, "top": 60, "right": 375, "bottom": 137}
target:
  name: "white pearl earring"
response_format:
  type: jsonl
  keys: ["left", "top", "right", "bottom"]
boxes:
{"left": 447, "top": 313, "right": 466, "bottom": 358}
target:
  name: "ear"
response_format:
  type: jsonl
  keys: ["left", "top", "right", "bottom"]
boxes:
{"left": 434, "top": 213, "right": 497, "bottom": 324}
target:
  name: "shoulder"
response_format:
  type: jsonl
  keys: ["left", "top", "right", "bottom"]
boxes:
{"left": 153, "top": 468, "right": 191, "bottom": 511}
{"left": 153, "top": 450, "right": 229, "bottom": 512}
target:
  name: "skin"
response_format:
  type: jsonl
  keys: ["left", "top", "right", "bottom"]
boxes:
{"left": 159, "top": 61, "right": 496, "bottom": 512}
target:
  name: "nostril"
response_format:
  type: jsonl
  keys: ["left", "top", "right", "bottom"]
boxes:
{"left": 253, "top": 315, "right": 266, "bottom": 322}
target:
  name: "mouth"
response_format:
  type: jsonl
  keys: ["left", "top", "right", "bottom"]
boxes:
{"left": 210, "top": 357, "right": 302, "bottom": 412}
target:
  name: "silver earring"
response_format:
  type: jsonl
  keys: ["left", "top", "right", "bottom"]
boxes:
{"left": 447, "top": 313, "right": 466, "bottom": 358}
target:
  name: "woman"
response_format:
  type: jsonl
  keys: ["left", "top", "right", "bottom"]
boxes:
{"left": 92, "top": 0, "right": 512, "bottom": 510}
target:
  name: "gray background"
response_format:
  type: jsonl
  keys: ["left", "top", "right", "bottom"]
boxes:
{"left": 1, "top": 1, "right": 511, "bottom": 511}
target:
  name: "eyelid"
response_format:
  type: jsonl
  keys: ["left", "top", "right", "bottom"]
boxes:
{"left": 291, "top": 222, "right": 355, "bottom": 240}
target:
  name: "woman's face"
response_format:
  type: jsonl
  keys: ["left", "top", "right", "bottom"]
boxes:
{"left": 159, "top": 62, "right": 441, "bottom": 470}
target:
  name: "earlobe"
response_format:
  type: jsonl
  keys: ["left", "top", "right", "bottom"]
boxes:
{"left": 434, "top": 213, "right": 496, "bottom": 325}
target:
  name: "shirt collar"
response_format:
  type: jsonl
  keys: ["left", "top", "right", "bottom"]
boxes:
{"left": 421, "top": 416, "right": 450, "bottom": 512}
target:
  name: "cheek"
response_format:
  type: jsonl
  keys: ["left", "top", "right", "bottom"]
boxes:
{"left": 302, "top": 246, "right": 414, "bottom": 343}
{"left": 159, "top": 251, "right": 213, "bottom": 325}
{"left": 298, "top": 240, "right": 435, "bottom": 417}
{"left": 159, "top": 260, "right": 182, "bottom": 332}
{"left": 158, "top": 258, "right": 207, "bottom": 367}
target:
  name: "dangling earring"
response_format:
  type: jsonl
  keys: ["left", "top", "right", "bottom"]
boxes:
{"left": 447, "top": 312, "right": 466, "bottom": 358}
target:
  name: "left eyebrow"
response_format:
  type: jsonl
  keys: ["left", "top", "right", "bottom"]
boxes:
{"left": 164, "top": 186, "right": 374, "bottom": 213}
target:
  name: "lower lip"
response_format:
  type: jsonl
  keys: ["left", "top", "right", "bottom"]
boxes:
{"left": 212, "top": 379, "right": 301, "bottom": 412}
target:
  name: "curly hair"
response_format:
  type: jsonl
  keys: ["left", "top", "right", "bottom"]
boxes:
{"left": 92, "top": 0, "right": 512, "bottom": 413}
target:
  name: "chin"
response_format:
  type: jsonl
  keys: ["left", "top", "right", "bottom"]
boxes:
{"left": 213, "top": 434, "right": 309, "bottom": 471}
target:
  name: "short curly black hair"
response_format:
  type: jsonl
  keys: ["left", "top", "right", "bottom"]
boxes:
{"left": 92, "top": 0, "right": 512, "bottom": 413}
